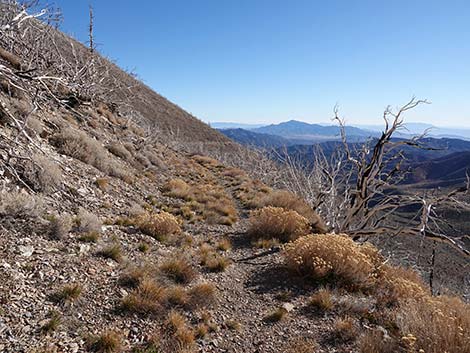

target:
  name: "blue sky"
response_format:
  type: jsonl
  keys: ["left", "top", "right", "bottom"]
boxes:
{"left": 53, "top": 0, "right": 470, "bottom": 126}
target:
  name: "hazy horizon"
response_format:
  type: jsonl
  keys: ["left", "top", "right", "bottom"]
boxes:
{"left": 54, "top": 0, "right": 470, "bottom": 127}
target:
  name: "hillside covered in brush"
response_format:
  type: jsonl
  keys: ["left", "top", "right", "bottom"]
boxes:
{"left": 0, "top": 3, "right": 469, "bottom": 353}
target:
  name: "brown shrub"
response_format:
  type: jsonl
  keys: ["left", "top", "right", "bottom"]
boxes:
{"left": 41, "top": 311, "right": 61, "bottom": 334}
{"left": 258, "top": 190, "right": 327, "bottom": 232}
{"left": 87, "top": 330, "right": 122, "bottom": 353}
{"left": 120, "top": 279, "right": 167, "bottom": 316}
{"left": 94, "top": 178, "right": 109, "bottom": 191}
{"left": 159, "top": 256, "right": 197, "bottom": 284}
{"left": 216, "top": 237, "right": 232, "bottom": 251}
{"left": 134, "top": 212, "right": 181, "bottom": 242}
{"left": 284, "top": 234, "right": 383, "bottom": 289}
{"left": 248, "top": 206, "right": 310, "bottom": 243}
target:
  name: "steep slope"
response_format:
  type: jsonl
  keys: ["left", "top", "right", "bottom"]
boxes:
{"left": 0, "top": 5, "right": 468, "bottom": 353}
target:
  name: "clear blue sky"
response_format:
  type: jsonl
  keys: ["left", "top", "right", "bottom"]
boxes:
{"left": 53, "top": 0, "right": 470, "bottom": 127}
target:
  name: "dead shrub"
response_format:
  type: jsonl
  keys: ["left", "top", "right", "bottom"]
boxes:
{"left": 264, "top": 307, "right": 288, "bottom": 323}
{"left": 134, "top": 211, "right": 181, "bottom": 242}
{"left": 21, "top": 155, "right": 62, "bottom": 193}
{"left": 160, "top": 256, "right": 197, "bottom": 284}
{"left": 49, "top": 214, "right": 72, "bottom": 240}
{"left": 77, "top": 209, "right": 102, "bottom": 234}
{"left": 258, "top": 190, "right": 327, "bottom": 232}
{"left": 51, "top": 128, "right": 125, "bottom": 177}
{"left": 0, "top": 190, "right": 43, "bottom": 218}
{"left": 284, "top": 234, "right": 383, "bottom": 289}
{"left": 0, "top": 47, "right": 22, "bottom": 70}
{"left": 107, "top": 142, "right": 133, "bottom": 162}
{"left": 248, "top": 206, "right": 310, "bottom": 243}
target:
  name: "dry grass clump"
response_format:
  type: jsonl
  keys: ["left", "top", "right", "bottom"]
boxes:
{"left": 332, "top": 317, "right": 357, "bottom": 342}
{"left": 187, "top": 283, "right": 217, "bottom": 309}
{"left": 258, "top": 190, "right": 327, "bottom": 232}
{"left": 0, "top": 190, "right": 43, "bottom": 218}
{"left": 78, "top": 232, "right": 99, "bottom": 243}
{"left": 163, "top": 311, "right": 196, "bottom": 351}
{"left": 248, "top": 206, "right": 310, "bottom": 243}
{"left": 284, "top": 337, "right": 318, "bottom": 353}
{"left": 159, "top": 256, "right": 197, "bottom": 284}
{"left": 77, "top": 209, "right": 102, "bottom": 234}
{"left": 51, "top": 128, "right": 125, "bottom": 177}
{"left": 119, "top": 264, "right": 152, "bottom": 288}
{"left": 94, "top": 178, "right": 109, "bottom": 191}
{"left": 284, "top": 234, "right": 383, "bottom": 289}
{"left": 358, "top": 329, "right": 399, "bottom": 353}
{"left": 200, "top": 250, "right": 230, "bottom": 272}
{"left": 87, "top": 330, "right": 122, "bottom": 353}
{"left": 252, "top": 238, "right": 280, "bottom": 249}
{"left": 164, "top": 179, "right": 239, "bottom": 225}
{"left": 50, "top": 284, "right": 82, "bottom": 304}
{"left": 162, "top": 178, "right": 190, "bottom": 199}
{"left": 21, "top": 155, "right": 62, "bottom": 193}
{"left": 49, "top": 214, "right": 72, "bottom": 240}
{"left": 216, "top": 237, "right": 232, "bottom": 251}
{"left": 120, "top": 279, "right": 167, "bottom": 316}
{"left": 134, "top": 211, "right": 181, "bottom": 242}
{"left": 309, "top": 288, "right": 335, "bottom": 312}
{"left": 41, "top": 311, "right": 61, "bottom": 333}
{"left": 97, "top": 243, "right": 122, "bottom": 262}
{"left": 264, "top": 307, "right": 288, "bottom": 323}
{"left": 395, "top": 295, "right": 470, "bottom": 353}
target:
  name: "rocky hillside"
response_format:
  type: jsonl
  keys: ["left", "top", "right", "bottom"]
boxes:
{"left": 0, "top": 4, "right": 469, "bottom": 353}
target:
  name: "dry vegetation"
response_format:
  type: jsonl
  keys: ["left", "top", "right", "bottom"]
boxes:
{"left": 248, "top": 206, "right": 311, "bottom": 243}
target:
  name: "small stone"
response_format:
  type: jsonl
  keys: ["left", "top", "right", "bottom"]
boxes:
{"left": 18, "top": 245, "right": 34, "bottom": 257}
{"left": 282, "top": 303, "right": 295, "bottom": 312}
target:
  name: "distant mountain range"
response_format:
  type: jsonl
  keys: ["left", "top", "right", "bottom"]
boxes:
{"left": 214, "top": 119, "right": 470, "bottom": 142}
{"left": 218, "top": 120, "right": 470, "bottom": 189}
